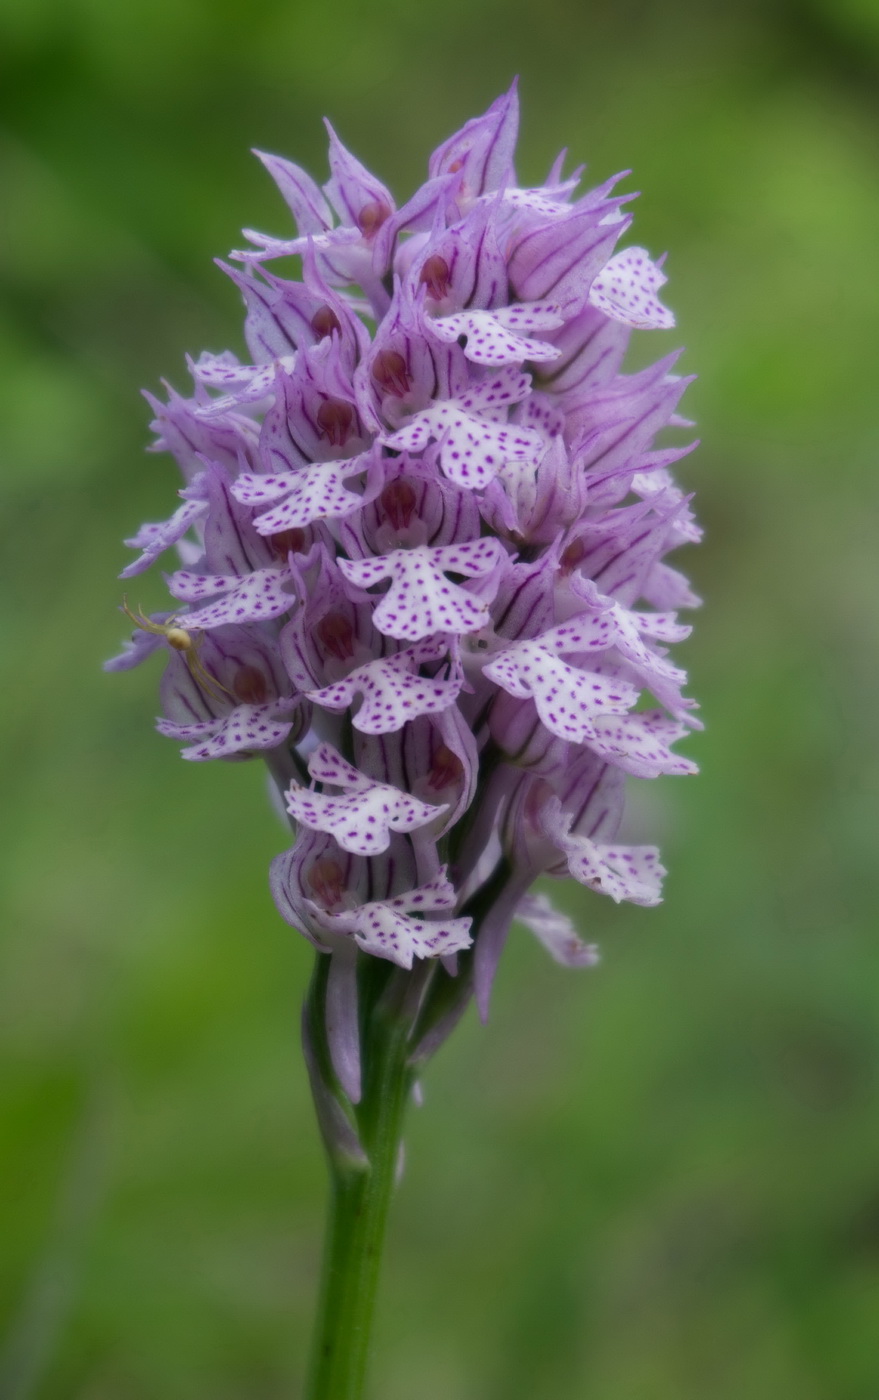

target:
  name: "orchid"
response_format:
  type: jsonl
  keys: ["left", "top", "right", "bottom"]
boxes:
{"left": 108, "top": 84, "right": 699, "bottom": 1400}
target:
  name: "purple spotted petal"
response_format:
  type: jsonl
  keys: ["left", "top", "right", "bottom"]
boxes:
{"left": 286, "top": 760, "right": 443, "bottom": 854}
{"left": 168, "top": 567, "right": 295, "bottom": 630}
{"left": 428, "top": 303, "right": 564, "bottom": 368}
{"left": 540, "top": 600, "right": 694, "bottom": 718}
{"left": 157, "top": 703, "right": 294, "bottom": 760}
{"left": 306, "top": 743, "right": 370, "bottom": 790}
{"left": 167, "top": 569, "right": 243, "bottom": 603}
{"left": 590, "top": 710, "right": 698, "bottom": 778}
{"left": 339, "top": 539, "right": 505, "bottom": 641}
{"left": 348, "top": 903, "right": 472, "bottom": 968}
{"left": 307, "top": 645, "right": 462, "bottom": 733}
{"left": 385, "top": 402, "right": 544, "bottom": 489}
{"left": 589, "top": 248, "right": 674, "bottom": 329}
{"left": 194, "top": 357, "right": 295, "bottom": 419}
{"left": 542, "top": 801, "right": 666, "bottom": 905}
{"left": 314, "top": 867, "right": 471, "bottom": 969}
{"left": 484, "top": 639, "right": 639, "bottom": 746}
{"left": 231, "top": 457, "right": 370, "bottom": 532}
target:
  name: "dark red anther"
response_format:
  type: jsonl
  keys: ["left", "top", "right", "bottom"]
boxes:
{"left": 379, "top": 477, "right": 418, "bottom": 531}
{"left": 269, "top": 527, "right": 306, "bottom": 557}
{"left": 419, "top": 254, "right": 451, "bottom": 301}
{"left": 310, "top": 304, "right": 342, "bottom": 340}
{"left": 316, "top": 611, "right": 356, "bottom": 662}
{"left": 308, "top": 856, "right": 347, "bottom": 909}
{"left": 371, "top": 349, "right": 411, "bottom": 398}
{"left": 233, "top": 665, "right": 270, "bottom": 705}
{"left": 316, "top": 397, "right": 356, "bottom": 447}
{"left": 356, "top": 200, "right": 391, "bottom": 238}
{"left": 427, "top": 744, "right": 463, "bottom": 792}
{"left": 559, "top": 537, "right": 588, "bottom": 575}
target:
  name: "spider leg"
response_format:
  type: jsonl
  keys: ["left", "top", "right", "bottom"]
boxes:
{"left": 186, "top": 640, "right": 235, "bottom": 702}
{"left": 121, "top": 596, "right": 171, "bottom": 637}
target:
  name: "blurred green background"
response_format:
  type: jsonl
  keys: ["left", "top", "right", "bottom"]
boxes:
{"left": 2, "top": 0, "right": 879, "bottom": 1395}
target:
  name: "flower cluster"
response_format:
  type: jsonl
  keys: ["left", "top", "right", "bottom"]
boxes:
{"left": 108, "top": 86, "right": 700, "bottom": 1096}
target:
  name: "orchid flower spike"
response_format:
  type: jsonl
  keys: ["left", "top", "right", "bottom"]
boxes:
{"left": 108, "top": 85, "right": 700, "bottom": 1109}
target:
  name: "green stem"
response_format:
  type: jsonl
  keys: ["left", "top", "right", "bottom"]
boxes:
{"left": 305, "top": 971, "right": 417, "bottom": 1400}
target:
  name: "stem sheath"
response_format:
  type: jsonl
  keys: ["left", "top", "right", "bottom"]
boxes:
{"left": 305, "top": 969, "right": 415, "bottom": 1400}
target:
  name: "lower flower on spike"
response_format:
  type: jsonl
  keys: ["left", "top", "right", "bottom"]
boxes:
{"left": 308, "top": 869, "right": 473, "bottom": 969}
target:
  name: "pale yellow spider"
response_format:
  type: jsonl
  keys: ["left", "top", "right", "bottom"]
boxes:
{"left": 121, "top": 597, "right": 234, "bottom": 704}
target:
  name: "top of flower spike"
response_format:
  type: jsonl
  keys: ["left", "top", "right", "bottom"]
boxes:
{"left": 427, "top": 83, "right": 520, "bottom": 197}
{"left": 235, "top": 85, "right": 673, "bottom": 343}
